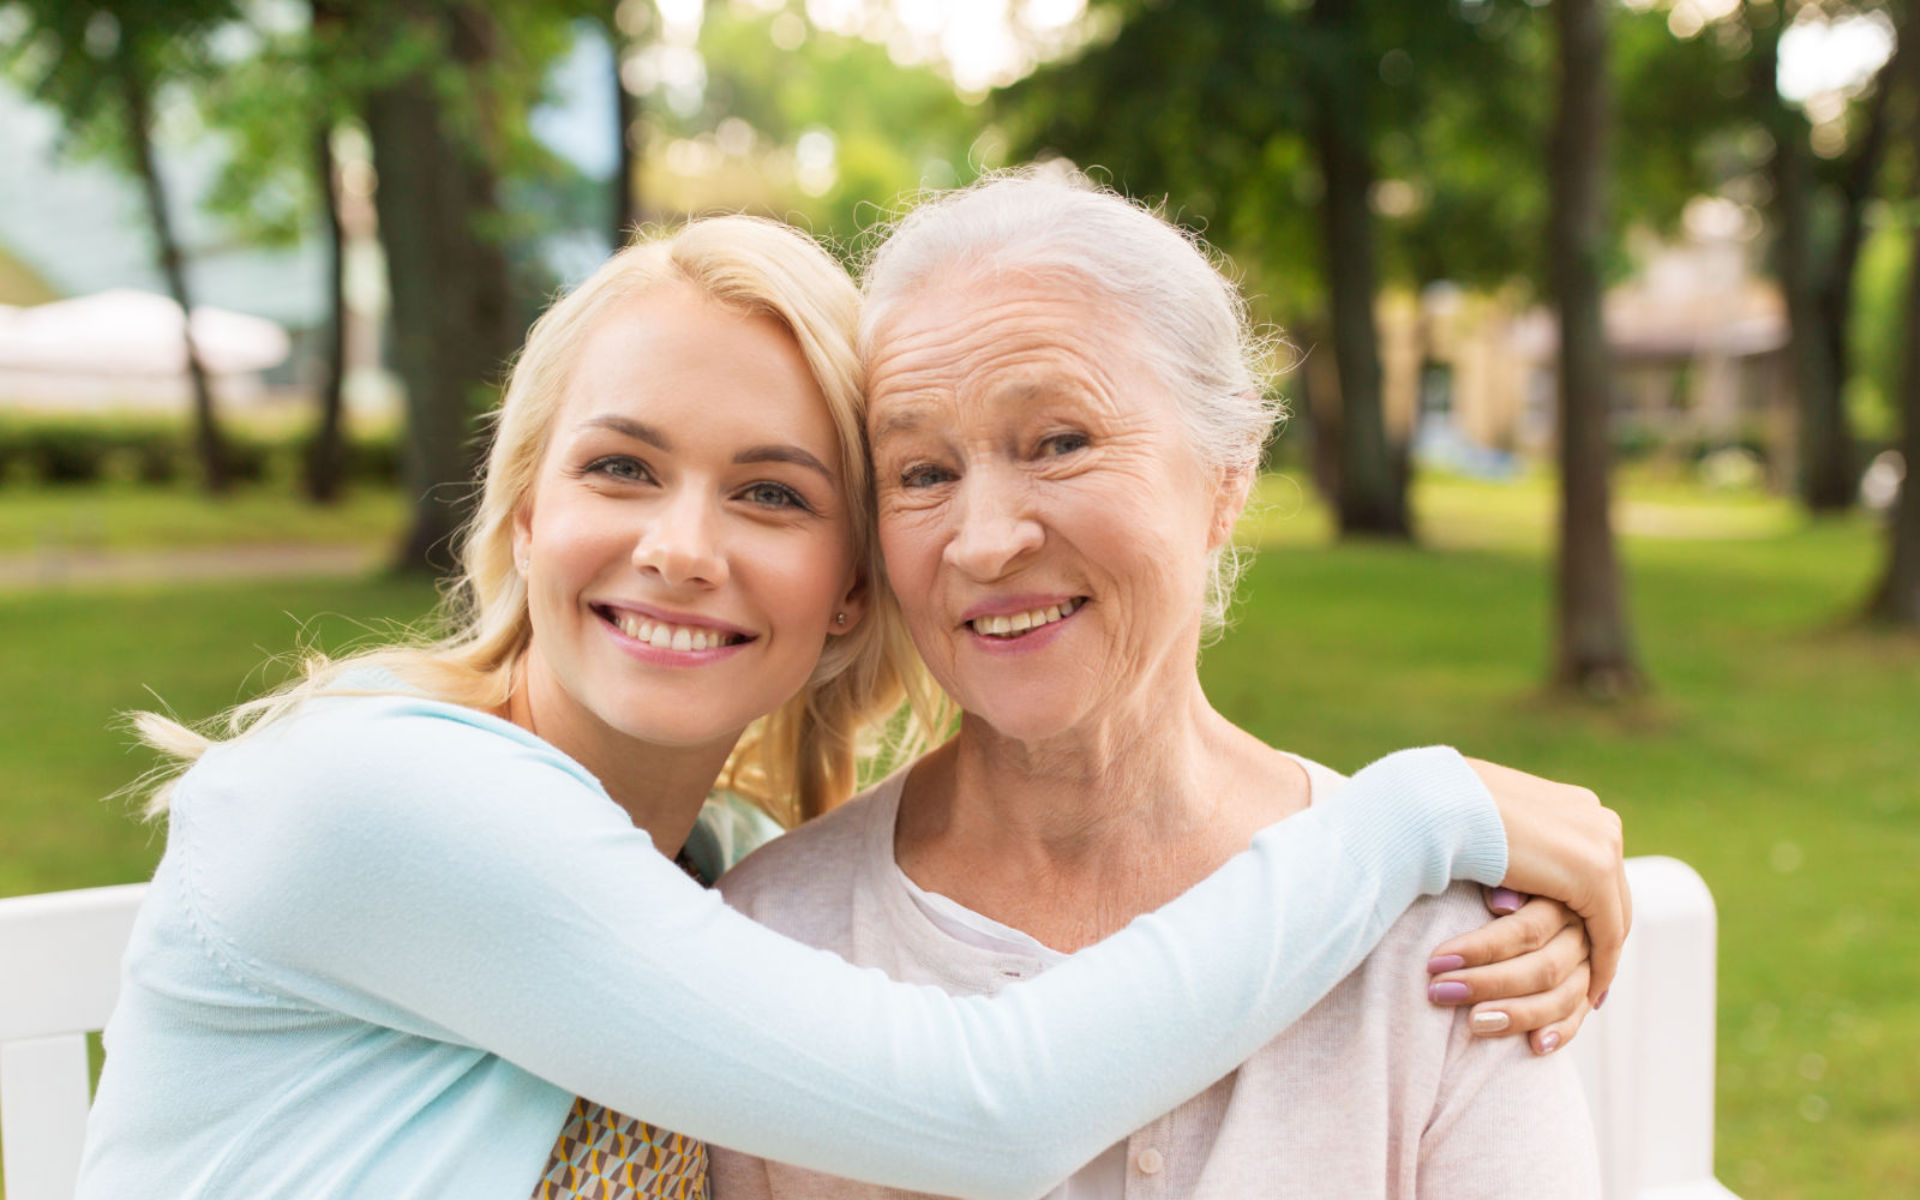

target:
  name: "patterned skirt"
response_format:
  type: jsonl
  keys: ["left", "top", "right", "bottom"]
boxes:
{"left": 531, "top": 1096, "right": 709, "bottom": 1200}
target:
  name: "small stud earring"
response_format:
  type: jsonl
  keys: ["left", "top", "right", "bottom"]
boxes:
{"left": 834, "top": 611, "right": 848, "bottom": 627}
{"left": 518, "top": 558, "right": 530, "bottom": 574}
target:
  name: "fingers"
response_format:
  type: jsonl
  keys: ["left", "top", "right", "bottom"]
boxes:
{"left": 1427, "top": 918, "right": 1587, "bottom": 1014}
{"left": 1584, "top": 851, "right": 1631, "bottom": 1005}
{"left": 1433, "top": 954, "right": 1594, "bottom": 1054}
{"left": 1431, "top": 896, "right": 1575, "bottom": 969}
{"left": 1526, "top": 988, "right": 1594, "bottom": 1056}
{"left": 1462, "top": 755, "right": 1629, "bottom": 1008}
{"left": 1483, "top": 885, "right": 1526, "bottom": 916}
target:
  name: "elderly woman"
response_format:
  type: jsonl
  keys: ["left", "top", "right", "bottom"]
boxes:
{"left": 711, "top": 173, "right": 1600, "bottom": 1198}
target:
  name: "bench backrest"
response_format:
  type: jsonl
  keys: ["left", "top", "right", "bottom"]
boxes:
{"left": 1571, "top": 856, "right": 1740, "bottom": 1199}
{"left": 2, "top": 862, "right": 1739, "bottom": 1199}
{"left": 0, "top": 883, "right": 145, "bottom": 1200}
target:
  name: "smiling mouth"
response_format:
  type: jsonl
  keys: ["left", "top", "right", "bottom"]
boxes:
{"left": 967, "top": 598, "right": 1085, "bottom": 639}
{"left": 597, "top": 607, "right": 750, "bottom": 652}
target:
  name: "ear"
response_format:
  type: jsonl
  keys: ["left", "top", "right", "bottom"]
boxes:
{"left": 511, "top": 504, "right": 534, "bottom": 577}
{"left": 1207, "top": 459, "right": 1256, "bottom": 552}
{"left": 829, "top": 568, "right": 870, "bottom": 636}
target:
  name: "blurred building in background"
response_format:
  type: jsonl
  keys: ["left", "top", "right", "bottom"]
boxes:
{"left": 0, "top": 82, "right": 394, "bottom": 419}
{"left": 1367, "top": 194, "right": 1787, "bottom": 479}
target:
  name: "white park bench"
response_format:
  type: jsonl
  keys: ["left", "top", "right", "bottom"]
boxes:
{"left": 1, "top": 859, "right": 1739, "bottom": 1199}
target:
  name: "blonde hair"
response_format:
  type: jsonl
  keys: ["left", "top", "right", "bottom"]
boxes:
{"left": 137, "top": 215, "right": 925, "bottom": 825}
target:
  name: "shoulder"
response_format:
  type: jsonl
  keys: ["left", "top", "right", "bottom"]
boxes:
{"left": 1315, "top": 880, "right": 1489, "bottom": 1038}
{"left": 1285, "top": 751, "right": 1349, "bottom": 802}
{"left": 1380, "top": 881, "right": 1491, "bottom": 960}
{"left": 717, "top": 772, "right": 898, "bottom": 925}
{"left": 190, "top": 690, "right": 604, "bottom": 823}
{"left": 169, "top": 691, "right": 627, "bottom": 909}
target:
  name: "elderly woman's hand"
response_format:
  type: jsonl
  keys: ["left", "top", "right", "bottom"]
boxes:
{"left": 1458, "top": 757, "right": 1628, "bottom": 1013}
{"left": 1426, "top": 893, "right": 1594, "bottom": 1055}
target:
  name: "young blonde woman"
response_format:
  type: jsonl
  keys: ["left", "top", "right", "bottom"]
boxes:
{"left": 76, "top": 215, "right": 1626, "bottom": 1200}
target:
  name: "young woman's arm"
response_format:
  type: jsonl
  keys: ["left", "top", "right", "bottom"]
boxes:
{"left": 180, "top": 695, "right": 1534, "bottom": 1200}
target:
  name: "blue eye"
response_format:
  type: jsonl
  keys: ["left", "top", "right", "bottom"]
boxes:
{"left": 583, "top": 455, "right": 651, "bottom": 482}
{"left": 742, "top": 481, "right": 812, "bottom": 512}
{"left": 1039, "top": 432, "right": 1089, "bottom": 456}
{"left": 899, "top": 463, "right": 953, "bottom": 489}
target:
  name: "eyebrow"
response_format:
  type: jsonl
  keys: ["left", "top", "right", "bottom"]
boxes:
{"left": 578, "top": 414, "right": 671, "bottom": 450}
{"left": 578, "top": 414, "right": 834, "bottom": 481}
{"left": 868, "top": 406, "right": 928, "bottom": 443}
{"left": 735, "top": 444, "right": 834, "bottom": 481}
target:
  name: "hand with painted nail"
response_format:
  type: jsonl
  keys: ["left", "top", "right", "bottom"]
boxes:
{"left": 1425, "top": 894, "right": 1595, "bottom": 1054}
{"left": 1461, "top": 757, "right": 1629, "bottom": 1010}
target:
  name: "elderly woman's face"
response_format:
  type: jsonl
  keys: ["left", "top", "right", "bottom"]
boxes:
{"left": 867, "top": 270, "right": 1239, "bottom": 741}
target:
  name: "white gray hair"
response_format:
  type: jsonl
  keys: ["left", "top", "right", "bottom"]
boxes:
{"left": 859, "top": 166, "right": 1284, "bottom": 637}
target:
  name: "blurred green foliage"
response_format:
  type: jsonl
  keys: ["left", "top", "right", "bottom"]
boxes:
{"left": 1001, "top": 0, "right": 1740, "bottom": 317}
{"left": 642, "top": 5, "right": 994, "bottom": 253}
{"left": 0, "top": 412, "right": 399, "bottom": 490}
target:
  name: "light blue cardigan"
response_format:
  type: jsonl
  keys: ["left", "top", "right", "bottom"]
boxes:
{"left": 77, "top": 690, "right": 1504, "bottom": 1199}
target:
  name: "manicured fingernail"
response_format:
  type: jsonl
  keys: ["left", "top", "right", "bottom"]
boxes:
{"left": 1470, "top": 1010, "right": 1511, "bottom": 1034}
{"left": 1429, "top": 981, "right": 1471, "bottom": 1004}
{"left": 1427, "top": 954, "right": 1466, "bottom": 975}
{"left": 1489, "top": 887, "right": 1524, "bottom": 915}
{"left": 1537, "top": 1030, "right": 1561, "bottom": 1054}
{"left": 1595, "top": 988, "right": 1609, "bottom": 1010}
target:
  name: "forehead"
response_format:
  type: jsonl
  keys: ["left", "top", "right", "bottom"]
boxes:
{"left": 562, "top": 283, "right": 842, "bottom": 461}
{"left": 865, "top": 270, "right": 1146, "bottom": 434}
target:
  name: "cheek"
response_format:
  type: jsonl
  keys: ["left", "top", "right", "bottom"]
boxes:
{"left": 878, "top": 507, "right": 943, "bottom": 592}
{"left": 756, "top": 524, "right": 859, "bottom": 617}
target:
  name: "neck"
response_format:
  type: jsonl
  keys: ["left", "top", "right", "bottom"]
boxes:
{"left": 949, "top": 682, "right": 1234, "bottom": 848}
{"left": 895, "top": 676, "right": 1306, "bottom": 950}
{"left": 507, "top": 661, "right": 732, "bottom": 857}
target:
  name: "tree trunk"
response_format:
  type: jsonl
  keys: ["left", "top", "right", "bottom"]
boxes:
{"left": 1867, "top": 43, "right": 1920, "bottom": 629}
{"left": 1549, "top": 0, "right": 1642, "bottom": 696}
{"left": 1751, "top": 2, "right": 1851, "bottom": 512}
{"left": 116, "top": 42, "right": 230, "bottom": 494}
{"left": 609, "top": 0, "right": 640, "bottom": 247}
{"left": 1821, "top": 22, "right": 1908, "bottom": 486}
{"left": 304, "top": 122, "right": 350, "bottom": 504}
{"left": 360, "top": 1, "right": 516, "bottom": 574}
{"left": 1308, "top": 0, "right": 1408, "bottom": 539}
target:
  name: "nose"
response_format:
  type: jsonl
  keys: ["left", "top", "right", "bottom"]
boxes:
{"left": 633, "top": 488, "right": 729, "bottom": 588}
{"left": 943, "top": 468, "right": 1042, "bottom": 580}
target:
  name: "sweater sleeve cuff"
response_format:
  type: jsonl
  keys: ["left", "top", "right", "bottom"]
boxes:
{"left": 1331, "top": 745, "right": 1508, "bottom": 893}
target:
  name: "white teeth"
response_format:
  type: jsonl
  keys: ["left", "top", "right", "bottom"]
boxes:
{"left": 609, "top": 610, "right": 737, "bottom": 650}
{"left": 972, "top": 599, "right": 1080, "bottom": 638}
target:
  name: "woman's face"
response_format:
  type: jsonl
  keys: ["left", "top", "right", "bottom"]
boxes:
{"left": 867, "top": 270, "right": 1240, "bottom": 743}
{"left": 514, "top": 282, "right": 864, "bottom": 756}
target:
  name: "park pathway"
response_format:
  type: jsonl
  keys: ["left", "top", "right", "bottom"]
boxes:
{"left": 0, "top": 543, "right": 382, "bottom": 592}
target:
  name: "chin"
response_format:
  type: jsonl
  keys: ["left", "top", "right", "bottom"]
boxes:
{"left": 963, "top": 692, "right": 1090, "bottom": 744}
{"left": 611, "top": 708, "right": 749, "bottom": 749}
{"left": 595, "top": 683, "right": 755, "bottom": 750}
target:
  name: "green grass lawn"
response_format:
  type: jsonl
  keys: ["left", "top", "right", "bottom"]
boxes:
{"left": 2, "top": 473, "right": 1915, "bottom": 1199}
{"left": 0, "top": 480, "right": 407, "bottom": 555}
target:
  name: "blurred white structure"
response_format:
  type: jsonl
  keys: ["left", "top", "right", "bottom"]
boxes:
{"left": 1572, "top": 856, "right": 1740, "bottom": 1199}
{"left": 0, "top": 289, "right": 290, "bottom": 411}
